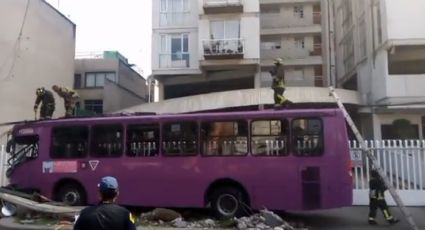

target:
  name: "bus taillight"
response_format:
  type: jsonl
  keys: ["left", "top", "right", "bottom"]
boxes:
{"left": 348, "top": 160, "right": 353, "bottom": 177}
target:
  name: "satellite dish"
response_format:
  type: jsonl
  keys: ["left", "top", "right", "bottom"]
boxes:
{"left": 1, "top": 202, "right": 17, "bottom": 217}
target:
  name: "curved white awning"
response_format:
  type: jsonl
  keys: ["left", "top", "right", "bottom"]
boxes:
{"left": 118, "top": 87, "right": 361, "bottom": 114}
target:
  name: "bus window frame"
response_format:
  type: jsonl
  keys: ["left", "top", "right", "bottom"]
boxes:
{"left": 126, "top": 123, "right": 160, "bottom": 157}
{"left": 290, "top": 117, "right": 324, "bottom": 157}
{"left": 200, "top": 119, "right": 248, "bottom": 157}
{"left": 50, "top": 125, "right": 89, "bottom": 159}
{"left": 161, "top": 120, "right": 199, "bottom": 157}
{"left": 250, "top": 118, "right": 290, "bottom": 157}
{"left": 89, "top": 124, "right": 125, "bottom": 158}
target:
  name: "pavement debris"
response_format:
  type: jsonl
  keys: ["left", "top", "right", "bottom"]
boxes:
{"left": 234, "top": 209, "right": 309, "bottom": 230}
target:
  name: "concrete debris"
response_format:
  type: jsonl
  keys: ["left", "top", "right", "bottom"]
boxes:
{"left": 142, "top": 208, "right": 182, "bottom": 222}
{"left": 234, "top": 209, "right": 308, "bottom": 230}
{"left": 171, "top": 217, "right": 188, "bottom": 228}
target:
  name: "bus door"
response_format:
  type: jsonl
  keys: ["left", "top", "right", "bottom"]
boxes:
{"left": 292, "top": 118, "right": 324, "bottom": 209}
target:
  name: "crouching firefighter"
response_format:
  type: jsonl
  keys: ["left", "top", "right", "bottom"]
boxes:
{"left": 34, "top": 87, "right": 55, "bottom": 119}
{"left": 368, "top": 169, "right": 400, "bottom": 225}
{"left": 270, "top": 58, "right": 291, "bottom": 107}
{"left": 52, "top": 85, "right": 80, "bottom": 117}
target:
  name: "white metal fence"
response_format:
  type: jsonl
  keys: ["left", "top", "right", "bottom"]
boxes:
{"left": 350, "top": 140, "right": 425, "bottom": 206}
{"left": 0, "top": 145, "right": 9, "bottom": 187}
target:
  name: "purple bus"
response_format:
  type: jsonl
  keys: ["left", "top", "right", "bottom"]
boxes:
{"left": 5, "top": 108, "right": 352, "bottom": 218}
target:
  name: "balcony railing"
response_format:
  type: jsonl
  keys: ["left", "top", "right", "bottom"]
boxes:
{"left": 159, "top": 12, "right": 191, "bottom": 27}
{"left": 203, "top": 0, "right": 243, "bottom": 14}
{"left": 203, "top": 39, "right": 244, "bottom": 60}
{"left": 159, "top": 53, "right": 190, "bottom": 68}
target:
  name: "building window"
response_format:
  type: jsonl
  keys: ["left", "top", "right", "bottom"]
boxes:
{"left": 127, "top": 124, "right": 160, "bottom": 157}
{"left": 74, "top": 74, "right": 82, "bottom": 89}
{"left": 84, "top": 100, "right": 103, "bottom": 114}
{"left": 210, "top": 20, "right": 240, "bottom": 40}
{"left": 90, "top": 125, "right": 123, "bottom": 157}
{"left": 295, "top": 37, "right": 305, "bottom": 49}
{"left": 201, "top": 120, "right": 248, "bottom": 156}
{"left": 162, "top": 122, "right": 198, "bottom": 156}
{"left": 251, "top": 120, "right": 289, "bottom": 156}
{"left": 159, "top": 34, "right": 190, "bottom": 68}
{"left": 292, "top": 118, "right": 323, "bottom": 156}
{"left": 294, "top": 6, "right": 304, "bottom": 18}
{"left": 381, "top": 119, "right": 419, "bottom": 140}
{"left": 160, "top": 0, "right": 189, "bottom": 26}
{"left": 85, "top": 72, "right": 116, "bottom": 88}
{"left": 51, "top": 126, "right": 88, "bottom": 159}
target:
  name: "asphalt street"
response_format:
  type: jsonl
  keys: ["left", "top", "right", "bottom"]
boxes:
{"left": 284, "top": 206, "right": 425, "bottom": 230}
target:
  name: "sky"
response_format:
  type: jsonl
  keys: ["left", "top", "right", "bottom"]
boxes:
{"left": 45, "top": 0, "right": 152, "bottom": 77}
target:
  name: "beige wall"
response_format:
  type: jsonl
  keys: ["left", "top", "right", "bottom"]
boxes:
{"left": 0, "top": 0, "right": 75, "bottom": 132}
{"left": 104, "top": 82, "right": 147, "bottom": 113}
{"left": 118, "top": 62, "right": 148, "bottom": 99}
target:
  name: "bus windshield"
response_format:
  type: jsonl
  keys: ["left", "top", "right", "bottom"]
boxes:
{"left": 7, "top": 135, "right": 39, "bottom": 173}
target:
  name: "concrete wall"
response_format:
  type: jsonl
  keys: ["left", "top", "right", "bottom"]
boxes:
{"left": 0, "top": 0, "right": 75, "bottom": 128}
{"left": 104, "top": 81, "right": 147, "bottom": 113}
{"left": 385, "top": 0, "right": 425, "bottom": 40}
{"left": 118, "top": 61, "right": 148, "bottom": 99}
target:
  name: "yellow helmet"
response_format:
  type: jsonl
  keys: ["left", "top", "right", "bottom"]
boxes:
{"left": 274, "top": 58, "right": 284, "bottom": 65}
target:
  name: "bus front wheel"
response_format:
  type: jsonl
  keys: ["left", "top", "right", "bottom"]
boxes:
{"left": 56, "top": 183, "right": 86, "bottom": 206}
{"left": 210, "top": 187, "right": 247, "bottom": 219}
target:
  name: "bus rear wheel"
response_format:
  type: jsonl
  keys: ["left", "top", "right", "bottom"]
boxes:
{"left": 56, "top": 183, "right": 86, "bottom": 206}
{"left": 210, "top": 187, "right": 247, "bottom": 219}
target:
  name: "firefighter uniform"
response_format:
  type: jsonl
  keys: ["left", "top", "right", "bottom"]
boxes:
{"left": 52, "top": 85, "right": 79, "bottom": 117}
{"left": 270, "top": 58, "right": 288, "bottom": 106}
{"left": 34, "top": 88, "right": 55, "bottom": 119}
{"left": 368, "top": 170, "right": 399, "bottom": 225}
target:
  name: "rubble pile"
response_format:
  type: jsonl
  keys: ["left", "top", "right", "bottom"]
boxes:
{"left": 234, "top": 210, "right": 308, "bottom": 230}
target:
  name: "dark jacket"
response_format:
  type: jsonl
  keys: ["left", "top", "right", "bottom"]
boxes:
{"left": 34, "top": 90, "right": 55, "bottom": 108}
{"left": 74, "top": 203, "right": 136, "bottom": 230}
{"left": 369, "top": 172, "right": 387, "bottom": 199}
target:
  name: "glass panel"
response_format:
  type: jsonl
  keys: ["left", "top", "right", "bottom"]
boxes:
{"left": 201, "top": 120, "right": 248, "bottom": 156}
{"left": 96, "top": 73, "right": 105, "bottom": 87}
{"left": 51, "top": 127, "right": 88, "bottom": 159}
{"left": 251, "top": 120, "right": 289, "bottom": 156}
{"left": 91, "top": 125, "right": 123, "bottom": 157}
{"left": 160, "top": 0, "right": 167, "bottom": 12}
{"left": 162, "top": 122, "right": 198, "bottom": 156}
{"left": 292, "top": 118, "right": 323, "bottom": 156}
{"left": 210, "top": 21, "right": 224, "bottom": 40}
{"left": 127, "top": 124, "right": 160, "bottom": 157}
{"left": 225, "top": 20, "right": 240, "bottom": 39}
{"left": 85, "top": 73, "right": 95, "bottom": 87}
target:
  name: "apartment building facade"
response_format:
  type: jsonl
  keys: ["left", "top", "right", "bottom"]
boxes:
{"left": 152, "top": 0, "right": 334, "bottom": 102}
{"left": 0, "top": 0, "right": 75, "bottom": 136}
{"left": 75, "top": 51, "right": 149, "bottom": 114}
{"left": 333, "top": 0, "right": 425, "bottom": 139}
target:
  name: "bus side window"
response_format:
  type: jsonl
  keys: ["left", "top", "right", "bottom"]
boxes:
{"left": 291, "top": 118, "right": 323, "bottom": 156}
{"left": 127, "top": 124, "right": 159, "bottom": 157}
{"left": 91, "top": 125, "right": 123, "bottom": 157}
{"left": 201, "top": 120, "right": 248, "bottom": 156}
{"left": 251, "top": 119, "right": 289, "bottom": 156}
{"left": 162, "top": 122, "right": 198, "bottom": 156}
{"left": 51, "top": 126, "right": 88, "bottom": 159}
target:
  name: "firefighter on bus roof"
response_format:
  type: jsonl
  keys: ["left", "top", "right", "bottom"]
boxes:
{"left": 368, "top": 169, "right": 399, "bottom": 225}
{"left": 270, "top": 58, "right": 291, "bottom": 107}
{"left": 34, "top": 87, "right": 55, "bottom": 119}
{"left": 52, "top": 85, "right": 80, "bottom": 117}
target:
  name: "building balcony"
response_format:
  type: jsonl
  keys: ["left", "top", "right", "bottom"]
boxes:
{"left": 261, "top": 55, "right": 322, "bottom": 67}
{"left": 158, "top": 53, "right": 190, "bottom": 69}
{"left": 261, "top": 46, "right": 322, "bottom": 62}
{"left": 260, "top": 0, "right": 320, "bottom": 4}
{"left": 203, "top": 0, "right": 243, "bottom": 14}
{"left": 261, "top": 14, "right": 321, "bottom": 34}
{"left": 203, "top": 38, "right": 244, "bottom": 60}
{"left": 159, "top": 12, "right": 191, "bottom": 27}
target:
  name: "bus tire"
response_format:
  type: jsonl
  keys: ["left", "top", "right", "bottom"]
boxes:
{"left": 56, "top": 183, "right": 86, "bottom": 206}
{"left": 210, "top": 186, "right": 247, "bottom": 219}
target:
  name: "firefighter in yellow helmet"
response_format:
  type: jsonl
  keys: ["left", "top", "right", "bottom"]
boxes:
{"left": 270, "top": 58, "right": 290, "bottom": 107}
{"left": 52, "top": 85, "right": 80, "bottom": 117}
{"left": 34, "top": 87, "right": 55, "bottom": 119}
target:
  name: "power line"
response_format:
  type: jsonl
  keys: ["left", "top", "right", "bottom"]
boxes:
{"left": 0, "top": 0, "right": 31, "bottom": 81}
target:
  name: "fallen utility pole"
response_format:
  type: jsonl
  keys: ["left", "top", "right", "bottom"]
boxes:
{"left": 329, "top": 87, "right": 419, "bottom": 230}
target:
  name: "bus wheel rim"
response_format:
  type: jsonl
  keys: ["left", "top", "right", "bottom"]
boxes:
{"left": 64, "top": 191, "right": 79, "bottom": 204}
{"left": 217, "top": 194, "right": 238, "bottom": 216}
